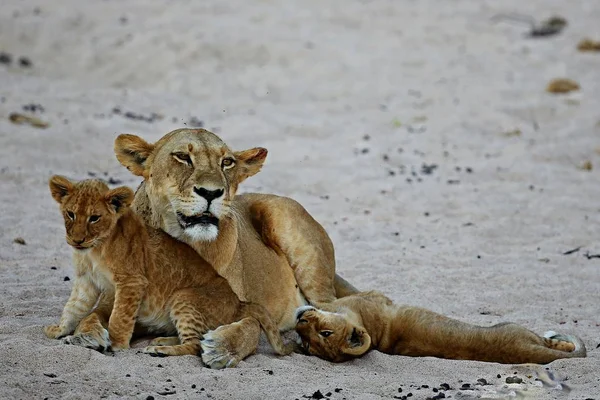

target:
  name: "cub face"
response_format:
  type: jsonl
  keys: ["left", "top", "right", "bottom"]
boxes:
{"left": 114, "top": 129, "right": 267, "bottom": 242}
{"left": 49, "top": 176, "right": 134, "bottom": 251}
{"left": 294, "top": 306, "right": 371, "bottom": 362}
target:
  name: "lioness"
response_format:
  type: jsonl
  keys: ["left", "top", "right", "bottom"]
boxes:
{"left": 45, "top": 176, "right": 292, "bottom": 365}
{"left": 112, "top": 128, "right": 358, "bottom": 367}
{"left": 295, "top": 291, "right": 586, "bottom": 364}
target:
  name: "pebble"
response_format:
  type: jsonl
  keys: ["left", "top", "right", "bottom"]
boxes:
{"left": 505, "top": 376, "right": 523, "bottom": 384}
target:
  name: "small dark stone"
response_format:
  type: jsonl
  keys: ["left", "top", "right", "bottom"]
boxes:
{"left": 325, "top": 393, "right": 332, "bottom": 397}
{"left": 0, "top": 52, "right": 12, "bottom": 64}
{"left": 505, "top": 376, "right": 523, "bottom": 384}
{"left": 382, "top": 154, "right": 389, "bottom": 161}
{"left": 310, "top": 390, "right": 325, "bottom": 399}
{"left": 157, "top": 364, "right": 163, "bottom": 368}
{"left": 361, "top": 148, "right": 369, "bottom": 154}
{"left": 18, "top": 57, "right": 32, "bottom": 67}
{"left": 421, "top": 163, "right": 438, "bottom": 175}
{"left": 497, "top": 374, "right": 501, "bottom": 379}
{"left": 407, "top": 394, "right": 412, "bottom": 398}
{"left": 465, "top": 167, "right": 473, "bottom": 173}
{"left": 125, "top": 374, "right": 131, "bottom": 377}
{"left": 50, "top": 266, "right": 57, "bottom": 270}
{"left": 447, "top": 179, "right": 460, "bottom": 185}
{"left": 460, "top": 383, "right": 472, "bottom": 390}
{"left": 107, "top": 177, "right": 122, "bottom": 185}
{"left": 13, "top": 237, "right": 26, "bottom": 245}
{"left": 63, "top": 276, "right": 70, "bottom": 281}
{"left": 439, "top": 383, "right": 450, "bottom": 391}
{"left": 421, "top": 385, "right": 429, "bottom": 389}
{"left": 146, "top": 397, "right": 155, "bottom": 400}
{"left": 166, "top": 379, "right": 171, "bottom": 382}
{"left": 363, "top": 134, "right": 371, "bottom": 141}
{"left": 476, "top": 378, "right": 488, "bottom": 386}
{"left": 43, "top": 373, "right": 57, "bottom": 378}
{"left": 432, "top": 388, "right": 438, "bottom": 392}
{"left": 334, "top": 388, "right": 342, "bottom": 393}
{"left": 477, "top": 255, "right": 481, "bottom": 259}
{"left": 191, "top": 384, "right": 196, "bottom": 389}
{"left": 398, "top": 387, "right": 403, "bottom": 392}
{"left": 424, "top": 212, "right": 430, "bottom": 217}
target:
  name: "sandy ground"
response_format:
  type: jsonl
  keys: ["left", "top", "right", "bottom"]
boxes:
{"left": 1, "top": 0, "right": 600, "bottom": 399}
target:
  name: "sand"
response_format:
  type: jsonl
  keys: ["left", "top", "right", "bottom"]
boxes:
{"left": 1, "top": 0, "right": 599, "bottom": 399}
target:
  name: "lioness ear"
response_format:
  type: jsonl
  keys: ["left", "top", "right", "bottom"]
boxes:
{"left": 234, "top": 147, "right": 268, "bottom": 181}
{"left": 114, "top": 134, "right": 155, "bottom": 177}
{"left": 105, "top": 186, "right": 134, "bottom": 213}
{"left": 49, "top": 175, "right": 74, "bottom": 204}
{"left": 342, "top": 327, "right": 371, "bottom": 357}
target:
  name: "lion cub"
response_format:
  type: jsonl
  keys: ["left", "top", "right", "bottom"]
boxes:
{"left": 45, "top": 176, "right": 292, "bottom": 366}
{"left": 295, "top": 291, "right": 586, "bottom": 364}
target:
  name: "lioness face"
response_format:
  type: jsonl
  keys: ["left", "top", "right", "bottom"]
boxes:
{"left": 48, "top": 176, "right": 134, "bottom": 251}
{"left": 294, "top": 306, "right": 371, "bottom": 362}
{"left": 115, "top": 129, "right": 267, "bottom": 242}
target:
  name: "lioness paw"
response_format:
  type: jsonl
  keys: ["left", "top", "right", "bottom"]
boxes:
{"left": 44, "top": 324, "right": 69, "bottom": 339}
{"left": 62, "top": 327, "right": 111, "bottom": 352}
{"left": 200, "top": 331, "right": 240, "bottom": 369}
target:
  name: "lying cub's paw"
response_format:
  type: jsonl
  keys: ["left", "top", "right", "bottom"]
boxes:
{"left": 109, "top": 340, "right": 130, "bottom": 351}
{"left": 44, "top": 324, "right": 69, "bottom": 339}
{"left": 62, "top": 327, "right": 111, "bottom": 352}
{"left": 200, "top": 330, "right": 240, "bottom": 369}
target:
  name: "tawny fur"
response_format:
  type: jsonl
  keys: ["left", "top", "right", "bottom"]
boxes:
{"left": 295, "top": 291, "right": 586, "bottom": 364}
{"left": 112, "top": 129, "right": 358, "bottom": 366}
{"left": 45, "top": 176, "right": 292, "bottom": 367}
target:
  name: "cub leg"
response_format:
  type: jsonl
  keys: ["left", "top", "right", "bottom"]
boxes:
{"left": 62, "top": 292, "right": 113, "bottom": 351}
{"left": 394, "top": 308, "right": 586, "bottom": 364}
{"left": 44, "top": 274, "right": 99, "bottom": 339}
{"left": 251, "top": 197, "right": 345, "bottom": 305}
{"left": 108, "top": 275, "right": 147, "bottom": 350}
{"left": 143, "top": 290, "right": 209, "bottom": 357}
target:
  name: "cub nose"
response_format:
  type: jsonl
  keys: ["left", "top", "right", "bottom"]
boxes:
{"left": 73, "top": 238, "right": 85, "bottom": 245}
{"left": 193, "top": 187, "right": 224, "bottom": 202}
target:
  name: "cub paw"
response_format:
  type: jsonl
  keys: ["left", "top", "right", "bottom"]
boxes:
{"left": 44, "top": 324, "right": 69, "bottom": 339}
{"left": 149, "top": 336, "right": 180, "bottom": 347}
{"left": 62, "top": 327, "right": 111, "bottom": 352}
{"left": 200, "top": 330, "right": 240, "bottom": 369}
{"left": 142, "top": 346, "right": 169, "bottom": 357}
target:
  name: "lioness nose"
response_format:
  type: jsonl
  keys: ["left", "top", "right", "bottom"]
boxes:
{"left": 193, "top": 187, "right": 224, "bottom": 203}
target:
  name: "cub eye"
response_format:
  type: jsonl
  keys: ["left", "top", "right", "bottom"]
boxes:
{"left": 172, "top": 152, "right": 192, "bottom": 166}
{"left": 221, "top": 157, "right": 235, "bottom": 169}
{"left": 319, "top": 330, "right": 333, "bottom": 338}
{"left": 89, "top": 215, "right": 101, "bottom": 223}
{"left": 66, "top": 211, "right": 75, "bottom": 220}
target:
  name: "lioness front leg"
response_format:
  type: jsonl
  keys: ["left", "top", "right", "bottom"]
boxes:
{"left": 251, "top": 196, "right": 350, "bottom": 306}
{"left": 63, "top": 292, "right": 113, "bottom": 351}
{"left": 45, "top": 274, "right": 99, "bottom": 339}
{"left": 108, "top": 275, "right": 147, "bottom": 350}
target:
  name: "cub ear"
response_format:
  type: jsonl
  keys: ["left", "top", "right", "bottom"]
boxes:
{"left": 49, "top": 175, "right": 74, "bottom": 204}
{"left": 342, "top": 327, "right": 371, "bottom": 357}
{"left": 105, "top": 186, "right": 134, "bottom": 213}
{"left": 234, "top": 147, "right": 268, "bottom": 182}
{"left": 114, "top": 134, "right": 155, "bottom": 177}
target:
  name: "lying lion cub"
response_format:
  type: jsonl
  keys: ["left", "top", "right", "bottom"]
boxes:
{"left": 45, "top": 175, "right": 292, "bottom": 366}
{"left": 295, "top": 291, "right": 586, "bottom": 364}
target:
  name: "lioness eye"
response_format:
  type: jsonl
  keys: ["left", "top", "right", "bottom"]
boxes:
{"left": 320, "top": 331, "right": 333, "bottom": 338}
{"left": 172, "top": 152, "right": 192, "bottom": 166}
{"left": 66, "top": 211, "right": 75, "bottom": 220}
{"left": 221, "top": 157, "right": 235, "bottom": 169}
{"left": 89, "top": 215, "right": 101, "bottom": 223}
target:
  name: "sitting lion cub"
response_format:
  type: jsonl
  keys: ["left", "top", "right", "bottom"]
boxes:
{"left": 45, "top": 175, "right": 292, "bottom": 366}
{"left": 295, "top": 291, "right": 586, "bottom": 364}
